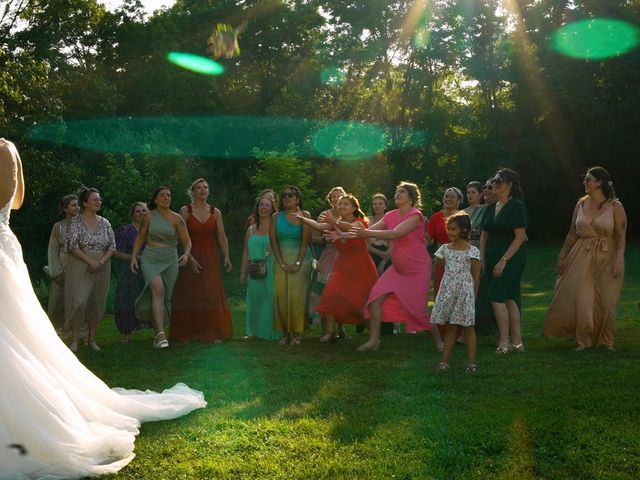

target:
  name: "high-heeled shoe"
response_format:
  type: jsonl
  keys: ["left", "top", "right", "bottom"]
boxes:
{"left": 154, "top": 331, "right": 169, "bottom": 349}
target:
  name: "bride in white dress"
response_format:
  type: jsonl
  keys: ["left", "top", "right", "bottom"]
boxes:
{"left": 0, "top": 139, "right": 207, "bottom": 479}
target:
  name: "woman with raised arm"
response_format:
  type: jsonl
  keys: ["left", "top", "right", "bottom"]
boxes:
{"left": 479, "top": 168, "right": 528, "bottom": 354}
{"left": 542, "top": 167, "right": 626, "bottom": 350}
{"left": 170, "top": 178, "right": 233, "bottom": 343}
{"left": 269, "top": 185, "right": 313, "bottom": 345}
{"left": 297, "top": 193, "right": 378, "bottom": 342}
{"left": 45, "top": 194, "right": 79, "bottom": 336}
{"left": 114, "top": 201, "right": 148, "bottom": 342}
{"left": 64, "top": 187, "right": 116, "bottom": 352}
{"left": 131, "top": 185, "right": 191, "bottom": 349}
{"left": 0, "top": 139, "right": 205, "bottom": 478}
{"left": 353, "top": 182, "right": 442, "bottom": 352}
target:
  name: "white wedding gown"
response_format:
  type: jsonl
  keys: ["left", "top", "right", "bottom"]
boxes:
{"left": 0, "top": 191, "right": 207, "bottom": 479}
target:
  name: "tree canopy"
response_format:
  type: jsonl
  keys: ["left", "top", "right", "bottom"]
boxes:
{"left": 1, "top": 0, "right": 638, "bottom": 274}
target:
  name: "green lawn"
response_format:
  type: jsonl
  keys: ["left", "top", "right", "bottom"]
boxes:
{"left": 79, "top": 245, "right": 639, "bottom": 479}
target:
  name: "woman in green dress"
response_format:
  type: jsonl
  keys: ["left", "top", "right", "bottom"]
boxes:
{"left": 269, "top": 185, "right": 313, "bottom": 345}
{"left": 131, "top": 186, "right": 191, "bottom": 349}
{"left": 479, "top": 169, "right": 528, "bottom": 354}
{"left": 240, "top": 195, "right": 280, "bottom": 340}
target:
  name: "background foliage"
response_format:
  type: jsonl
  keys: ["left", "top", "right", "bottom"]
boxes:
{"left": 1, "top": 0, "right": 638, "bottom": 277}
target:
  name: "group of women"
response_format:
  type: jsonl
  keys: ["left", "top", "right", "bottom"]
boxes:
{"left": 46, "top": 179, "right": 234, "bottom": 351}
{"left": 240, "top": 165, "right": 627, "bottom": 355}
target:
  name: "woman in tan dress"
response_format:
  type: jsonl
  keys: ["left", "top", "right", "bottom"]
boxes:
{"left": 65, "top": 187, "right": 116, "bottom": 352}
{"left": 46, "top": 194, "right": 79, "bottom": 336}
{"left": 542, "top": 167, "right": 626, "bottom": 350}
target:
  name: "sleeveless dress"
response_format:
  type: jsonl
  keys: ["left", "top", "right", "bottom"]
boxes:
{"left": 114, "top": 223, "right": 147, "bottom": 335}
{"left": 430, "top": 244, "right": 481, "bottom": 327}
{"left": 273, "top": 212, "right": 312, "bottom": 334}
{"left": 170, "top": 205, "right": 233, "bottom": 342}
{"left": 316, "top": 218, "right": 378, "bottom": 325}
{"left": 0, "top": 192, "right": 206, "bottom": 478}
{"left": 244, "top": 224, "right": 279, "bottom": 340}
{"left": 542, "top": 201, "right": 623, "bottom": 348}
{"left": 135, "top": 210, "right": 179, "bottom": 325}
{"left": 364, "top": 208, "right": 432, "bottom": 332}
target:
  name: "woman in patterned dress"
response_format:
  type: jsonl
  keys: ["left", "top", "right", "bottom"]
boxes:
{"left": 65, "top": 187, "right": 116, "bottom": 352}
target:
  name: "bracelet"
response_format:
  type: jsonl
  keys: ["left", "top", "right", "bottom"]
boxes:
{"left": 500, "top": 257, "right": 508, "bottom": 263}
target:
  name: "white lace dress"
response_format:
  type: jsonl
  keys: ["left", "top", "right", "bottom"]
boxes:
{"left": 430, "top": 244, "right": 480, "bottom": 327}
{"left": 0, "top": 192, "right": 206, "bottom": 479}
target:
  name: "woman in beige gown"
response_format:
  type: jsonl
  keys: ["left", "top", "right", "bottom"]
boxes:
{"left": 46, "top": 194, "right": 79, "bottom": 335}
{"left": 542, "top": 167, "right": 626, "bottom": 350}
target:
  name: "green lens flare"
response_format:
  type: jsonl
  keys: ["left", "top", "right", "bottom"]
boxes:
{"left": 28, "top": 116, "right": 425, "bottom": 160}
{"left": 312, "top": 122, "right": 389, "bottom": 161}
{"left": 320, "top": 67, "right": 347, "bottom": 86}
{"left": 167, "top": 51, "right": 225, "bottom": 75}
{"left": 551, "top": 18, "right": 640, "bottom": 60}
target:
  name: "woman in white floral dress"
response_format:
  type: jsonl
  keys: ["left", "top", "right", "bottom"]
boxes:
{"left": 431, "top": 212, "right": 481, "bottom": 372}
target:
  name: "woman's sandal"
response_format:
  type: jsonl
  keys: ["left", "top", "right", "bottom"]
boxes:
{"left": 153, "top": 331, "right": 169, "bottom": 349}
{"left": 290, "top": 334, "right": 302, "bottom": 346}
{"left": 495, "top": 342, "right": 510, "bottom": 355}
{"left": 435, "top": 362, "right": 450, "bottom": 371}
{"left": 510, "top": 343, "right": 525, "bottom": 353}
{"left": 319, "top": 333, "right": 335, "bottom": 343}
{"left": 465, "top": 363, "right": 477, "bottom": 373}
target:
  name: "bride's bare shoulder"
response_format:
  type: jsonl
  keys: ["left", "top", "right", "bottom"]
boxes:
{"left": 0, "top": 139, "right": 20, "bottom": 207}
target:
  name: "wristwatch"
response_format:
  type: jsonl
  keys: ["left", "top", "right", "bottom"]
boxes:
{"left": 295, "top": 261, "right": 301, "bottom": 266}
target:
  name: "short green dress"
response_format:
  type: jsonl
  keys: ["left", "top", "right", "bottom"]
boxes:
{"left": 481, "top": 199, "right": 528, "bottom": 303}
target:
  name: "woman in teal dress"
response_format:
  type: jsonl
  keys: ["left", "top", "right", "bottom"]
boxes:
{"left": 480, "top": 169, "right": 528, "bottom": 354}
{"left": 269, "top": 185, "right": 312, "bottom": 345}
{"left": 240, "top": 195, "right": 280, "bottom": 340}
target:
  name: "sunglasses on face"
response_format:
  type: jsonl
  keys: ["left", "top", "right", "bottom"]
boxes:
{"left": 281, "top": 192, "right": 297, "bottom": 198}
{"left": 491, "top": 177, "right": 504, "bottom": 185}
{"left": 482, "top": 185, "right": 493, "bottom": 191}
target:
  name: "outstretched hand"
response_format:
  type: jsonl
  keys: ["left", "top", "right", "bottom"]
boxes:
{"left": 350, "top": 222, "right": 367, "bottom": 238}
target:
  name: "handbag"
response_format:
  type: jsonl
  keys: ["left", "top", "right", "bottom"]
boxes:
{"left": 247, "top": 259, "right": 267, "bottom": 279}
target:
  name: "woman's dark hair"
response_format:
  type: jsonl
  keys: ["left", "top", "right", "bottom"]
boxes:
{"left": 76, "top": 187, "right": 99, "bottom": 212}
{"left": 253, "top": 195, "right": 277, "bottom": 230}
{"left": 149, "top": 185, "right": 171, "bottom": 210}
{"left": 278, "top": 185, "right": 303, "bottom": 211}
{"left": 129, "top": 201, "right": 148, "bottom": 217}
{"left": 397, "top": 181, "right": 422, "bottom": 209}
{"left": 466, "top": 181, "right": 483, "bottom": 195}
{"left": 370, "top": 193, "right": 390, "bottom": 215}
{"left": 446, "top": 211, "right": 472, "bottom": 240}
{"left": 339, "top": 193, "right": 367, "bottom": 221}
{"left": 59, "top": 194, "right": 78, "bottom": 213}
{"left": 495, "top": 168, "right": 524, "bottom": 200}
{"left": 586, "top": 166, "right": 617, "bottom": 203}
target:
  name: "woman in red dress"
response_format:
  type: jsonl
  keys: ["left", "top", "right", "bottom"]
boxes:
{"left": 297, "top": 194, "right": 378, "bottom": 342}
{"left": 170, "top": 178, "right": 233, "bottom": 342}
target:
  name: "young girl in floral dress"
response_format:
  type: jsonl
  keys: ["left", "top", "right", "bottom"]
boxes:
{"left": 431, "top": 212, "right": 481, "bottom": 372}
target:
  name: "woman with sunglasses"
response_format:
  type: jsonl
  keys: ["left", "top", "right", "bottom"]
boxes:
{"left": 542, "top": 167, "right": 626, "bottom": 350}
{"left": 269, "top": 186, "right": 313, "bottom": 345}
{"left": 479, "top": 168, "right": 528, "bottom": 354}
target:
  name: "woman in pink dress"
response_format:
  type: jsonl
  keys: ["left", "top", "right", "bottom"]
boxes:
{"left": 352, "top": 182, "right": 443, "bottom": 352}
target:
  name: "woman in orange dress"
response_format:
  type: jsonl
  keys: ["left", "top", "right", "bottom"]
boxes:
{"left": 542, "top": 167, "right": 626, "bottom": 350}
{"left": 297, "top": 193, "right": 378, "bottom": 342}
{"left": 170, "top": 178, "right": 233, "bottom": 342}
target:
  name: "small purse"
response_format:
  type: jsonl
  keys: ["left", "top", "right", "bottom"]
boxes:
{"left": 247, "top": 259, "right": 267, "bottom": 279}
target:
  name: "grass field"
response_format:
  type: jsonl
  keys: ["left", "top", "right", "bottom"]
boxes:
{"left": 78, "top": 245, "right": 639, "bottom": 479}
